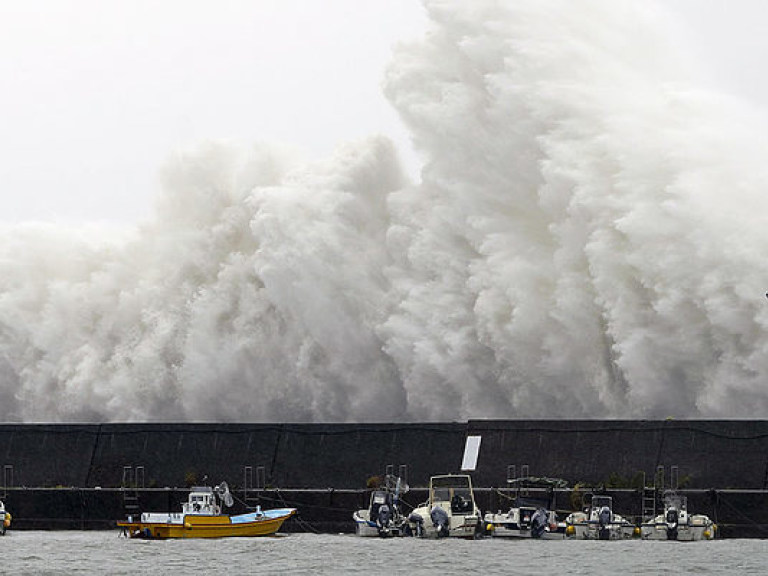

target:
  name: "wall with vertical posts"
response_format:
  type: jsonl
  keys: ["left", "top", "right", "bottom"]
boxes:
{"left": 2, "top": 420, "right": 768, "bottom": 491}
{"left": 2, "top": 420, "right": 768, "bottom": 535}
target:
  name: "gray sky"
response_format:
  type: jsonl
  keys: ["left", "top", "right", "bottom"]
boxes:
{"left": 0, "top": 0, "right": 766, "bottom": 226}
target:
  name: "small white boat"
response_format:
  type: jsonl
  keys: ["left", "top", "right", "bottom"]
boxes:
{"left": 353, "top": 475, "right": 409, "bottom": 537}
{"left": 640, "top": 491, "right": 716, "bottom": 541}
{"left": 406, "top": 474, "right": 481, "bottom": 538}
{"left": 565, "top": 495, "right": 637, "bottom": 540}
{"left": 0, "top": 500, "right": 10, "bottom": 535}
{"left": 483, "top": 477, "right": 566, "bottom": 539}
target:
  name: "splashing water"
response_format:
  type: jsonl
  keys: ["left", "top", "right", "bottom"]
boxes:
{"left": 1, "top": 0, "right": 768, "bottom": 422}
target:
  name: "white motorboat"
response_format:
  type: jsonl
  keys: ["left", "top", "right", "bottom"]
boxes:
{"left": 640, "top": 491, "right": 716, "bottom": 541}
{"left": 406, "top": 474, "right": 481, "bottom": 538}
{"left": 353, "top": 475, "right": 409, "bottom": 537}
{"left": 565, "top": 495, "right": 637, "bottom": 540}
{"left": 483, "top": 477, "right": 566, "bottom": 539}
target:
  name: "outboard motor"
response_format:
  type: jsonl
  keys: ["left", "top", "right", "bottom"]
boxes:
{"left": 530, "top": 508, "right": 548, "bottom": 539}
{"left": 408, "top": 512, "right": 424, "bottom": 537}
{"left": 665, "top": 507, "right": 679, "bottom": 541}
{"left": 376, "top": 504, "right": 392, "bottom": 537}
{"left": 430, "top": 505, "right": 451, "bottom": 538}
{"left": 597, "top": 506, "right": 612, "bottom": 540}
{"left": 519, "top": 508, "right": 532, "bottom": 530}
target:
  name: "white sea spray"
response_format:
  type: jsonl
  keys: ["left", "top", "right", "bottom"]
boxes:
{"left": 1, "top": 0, "right": 767, "bottom": 421}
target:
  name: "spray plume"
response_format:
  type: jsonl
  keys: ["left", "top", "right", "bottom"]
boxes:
{"left": 1, "top": 0, "right": 768, "bottom": 422}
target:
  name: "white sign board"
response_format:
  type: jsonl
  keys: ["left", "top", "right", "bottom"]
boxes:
{"left": 460, "top": 435, "right": 482, "bottom": 471}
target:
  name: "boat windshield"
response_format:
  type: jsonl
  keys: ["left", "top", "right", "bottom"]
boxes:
{"left": 429, "top": 476, "right": 474, "bottom": 511}
{"left": 591, "top": 495, "right": 612, "bottom": 510}
{"left": 664, "top": 493, "right": 687, "bottom": 512}
{"left": 372, "top": 492, "right": 388, "bottom": 504}
{"left": 370, "top": 491, "right": 393, "bottom": 507}
{"left": 431, "top": 475, "right": 471, "bottom": 489}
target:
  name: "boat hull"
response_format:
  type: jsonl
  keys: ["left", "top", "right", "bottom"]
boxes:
{"left": 483, "top": 509, "right": 564, "bottom": 540}
{"left": 117, "top": 508, "right": 296, "bottom": 539}
{"left": 408, "top": 505, "right": 479, "bottom": 539}
{"left": 640, "top": 521, "right": 715, "bottom": 541}
{"left": 352, "top": 511, "right": 405, "bottom": 537}
{"left": 487, "top": 526, "right": 564, "bottom": 539}
{"left": 567, "top": 522, "right": 636, "bottom": 540}
{"left": 353, "top": 519, "right": 382, "bottom": 537}
{"left": 485, "top": 521, "right": 564, "bottom": 539}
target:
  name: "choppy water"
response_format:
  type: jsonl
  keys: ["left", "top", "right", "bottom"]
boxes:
{"left": 0, "top": 531, "right": 765, "bottom": 575}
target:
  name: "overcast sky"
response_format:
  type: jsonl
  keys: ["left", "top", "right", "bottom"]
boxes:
{"left": 0, "top": 0, "right": 766, "bottom": 226}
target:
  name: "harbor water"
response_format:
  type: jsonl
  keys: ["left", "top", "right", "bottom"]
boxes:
{"left": 1, "top": 531, "right": 765, "bottom": 575}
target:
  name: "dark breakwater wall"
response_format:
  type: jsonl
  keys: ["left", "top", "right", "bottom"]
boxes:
{"left": 3, "top": 420, "right": 768, "bottom": 489}
{"left": 0, "top": 422, "right": 465, "bottom": 489}
{"left": 2, "top": 420, "right": 768, "bottom": 536}
{"left": 467, "top": 420, "right": 768, "bottom": 489}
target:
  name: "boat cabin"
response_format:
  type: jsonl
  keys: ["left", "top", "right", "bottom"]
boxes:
{"left": 664, "top": 492, "right": 688, "bottom": 513}
{"left": 182, "top": 486, "right": 221, "bottom": 516}
{"left": 588, "top": 495, "right": 614, "bottom": 522}
{"left": 429, "top": 474, "right": 476, "bottom": 514}
{"left": 368, "top": 490, "right": 396, "bottom": 522}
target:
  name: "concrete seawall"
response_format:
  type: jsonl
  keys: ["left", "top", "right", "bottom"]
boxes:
{"left": 2, "top": 420, "right": 768, "bottom": 537}
{"left": 468, "top": 420, "right": 768, "bottom": 488}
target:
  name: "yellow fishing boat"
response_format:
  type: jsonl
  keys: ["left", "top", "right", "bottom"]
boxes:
{"left": 117, "top": 482, "right": 296, "bottom": 539}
